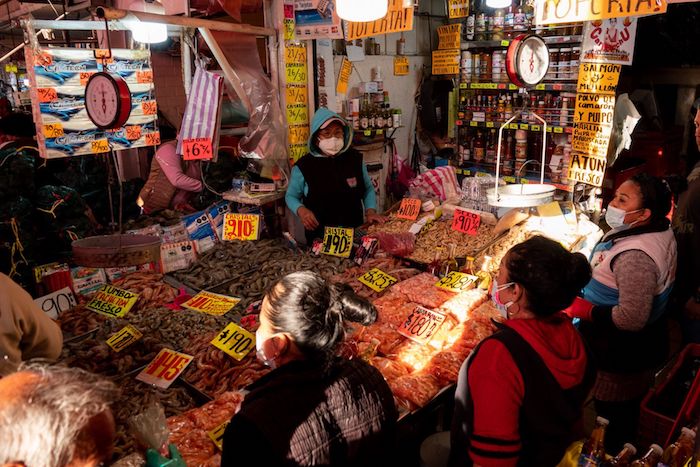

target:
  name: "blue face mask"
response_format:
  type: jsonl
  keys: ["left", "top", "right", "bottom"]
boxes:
{"left": 491, "top": 278, "right": 515, "bottom": 319}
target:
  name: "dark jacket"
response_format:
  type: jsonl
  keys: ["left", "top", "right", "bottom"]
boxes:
{"left": 221, "top": 357, "right": 398, "bottom": 467}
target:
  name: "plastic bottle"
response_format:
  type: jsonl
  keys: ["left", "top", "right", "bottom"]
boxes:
{"left": 602, "top": 443, "right": 637, "bottom": 467}
{"left": 578, "top": 416, "right": 609, "bottom": 466}
{"left": 660, "top": 428, "right": 696, "bottom": 467}
{"left": 465, "top": 0, "right": 476, "bottom": 41}
{"left": 486, "top": 129, "right": 497, "bottom": 164}
{"left": 476, "top": 12, "right": 487, "bottom": 40}
{"left": 630, "top": 444, "right": 663, "bottom": 467}
{"left": 559, "top": 97, "right": 569, "bottom": 127}
{"left": 473, "top": 131, "right": 485, "bottom": 162}
{"left": 492, "top": 8, "right": 505, "bottom": 41}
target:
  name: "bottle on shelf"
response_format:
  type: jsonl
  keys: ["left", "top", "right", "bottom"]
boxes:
{"left": 376, "top": 104, "right": 385, "bottom": 129}
{"left": 505, "top": 94, "right": 513, "bottom": 120}
{"left": 503, "top": 131, "right": 515, "bottom": 175}
{"left": 630, "top": 444, "right": 663, "bottom": 467}
{"left": 514, "top": 0, "right": 526, "bottom": 32}
{"left": 429, "top": 248, "right": 445, "bottom": 276}
{"left": 480, "top": 52, "right": 491, "bottom": 82}
{"left": 560, "top": 97, "right": 569, "bottom": 127}
{"left": 476, "top": 12, "right": 487, "bottom": 41}
{"left": 473, "top": 53, "right": 481, "bottom": 82}
{"left": 522, "top": 0, "right": 534, "bottom": 30}
{"left": 486, "top": 129, "right": 497, "bottom": 164}
{"left": 660, "top": 427, "right": 696, "bottom": 467}
{"left": 368, "top": 103, "right": 376, "bottom": 129}
{"left": 492, "top": 8, "right": 505, "bottom": 41}
{"left": 465, "top": 0, "right": 476, "bottom": 40}
{"left": 602, "top": 443, "right": 637, "bottom": 467}
{"left": 385, "top": 104, "right": 393, "bottom": 129}
{"left": 473, "top": 130, "right": 485, "bottom": 162}
{"left": 360, "top": 94, "right": 370, "bottom": 130}
{"left": 504, "top": 3, "right": 515, "bottom": 39}
{"left": 485, "top": 12, "right": 494, "bottom": 40}
{"left": 578, "top": 416, "right": 609, "bottom": 466}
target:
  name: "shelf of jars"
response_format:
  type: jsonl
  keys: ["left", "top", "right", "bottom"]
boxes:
{"left": 452, "top": 162, "right": 575, "bottom": 193}
{"left": 456, "top": 120, "right": 573, "bottom": 134}
{"left": 460, "top": 34, "right": 583, "bottom": 51}
{"left": 459, "top": 81, "right": 578, "bottom": 92}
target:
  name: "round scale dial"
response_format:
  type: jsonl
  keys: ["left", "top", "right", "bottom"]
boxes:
{"left": 84, "top": 72, "right": 132, "bottom": 130}
{"left": 506, "top": 34, "right": 550, "bottom": 88}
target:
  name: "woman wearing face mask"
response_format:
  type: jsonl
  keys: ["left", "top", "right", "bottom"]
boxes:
{"left": 564, "top": 173, "right": 677, "bottom": 452}
{"left": 450, "top": 236, "right": 594, "bottom": 467}
{"left": 221, "top": 271, "right": 397, "bottom": 466}
{"left": 285, "top": 108, "right": 386, "bottom": 244}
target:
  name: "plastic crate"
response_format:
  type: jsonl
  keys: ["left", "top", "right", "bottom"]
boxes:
{"left": 639, "top": 344, "right": 700, "bottom": 448}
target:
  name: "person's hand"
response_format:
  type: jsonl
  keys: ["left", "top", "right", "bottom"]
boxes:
{"left": 366, "top": 209, "right": 388, "bottom": 225}
{"left": 297, "top": 206, "right": 319, "bottom": 231}
{"left": 145, "top": 444, "right": 186, "bottom": 467}
{"left": 563, "top": 297, "right": 594, "bottom": 321}
{"left": 684, "top": 298, "right": 700, "bottom": 320}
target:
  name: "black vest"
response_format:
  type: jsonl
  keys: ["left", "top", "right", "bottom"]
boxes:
{"left": 296, "top": 149, "right": 366, "bottom": 241}
{"left": 450, "top": 322, "right": 596, "bottom": 467}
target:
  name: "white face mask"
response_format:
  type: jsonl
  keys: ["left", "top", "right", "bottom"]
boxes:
{"left": 318, "top": 136, "right": 344, "bottom": 156}
{"left": 605, "top": 205, "right": 643, "bottom": 231}
{"left": 255, "top": 329, "right": 276, "bottom": 368}
{"left": 491, "top": 278, "right": 515, "bottom": 319}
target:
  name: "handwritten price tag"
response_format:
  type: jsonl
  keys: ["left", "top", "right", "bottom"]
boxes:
{"left": 286, "top": 105, "right": 309, "bottom": 126}
{"left": 288, "top": 125, "right": 310, "bottom": 145}
{"left": 145, "top": 132, "right": 160, "bottom": 146}
{"left": 398, "top": 305, "right": 447, "bottom": 345}
{"left": 208, "top": 421, "right": 229, "bottom": 451}
{"left": 182, "top": 137, "right": 213, "bottom": 160}
{"left": 322, "top": 227, "right": 354, "bottom": 258}
{"left": 435, "top": 271, "right": 479, "bottom": 292}
{"left": 211, "top": 322, "right": 256, "bottom": 361}
{"left": 394, "top": 56, "right": 409, "bottom": 76}
{"left": 90, "top": 139, "right": 110, "bottom": 154}
{"left": 80, "top": 72, "right": 94, "bottom": 86}
{"left": 125, "top": 125, "right": 142, "bottom": 141}
{"left": 106, "top": 325, "right": 143, "bottom": 352}
{"left": 358, "top": 268, "right": 398, "bottom": 293}
{"left": 94, "top": 49, "right": 111, "bottom": 59}
{"left": 181, "top": 291, "right": 241, "bottom": 316}
{"left": 286, "top": 85, "right": 308, "bottom": 105}
{"left": 222, "top": 213, "right": 260, "bottom": 241}
{"left": 86, "top": 284, "right": 139, "bottom": 318}
{"left": 136, "top": 70, "right": 153, "bottom": 83}
{"left": 42, "top": 123, "right": 64, "bottom": 138}
{"left": 452, "top": 208, "right": 481, "bottom": 235}
{"left": 396, "top": 198, "right": 422, "bottom": 220}
{"left": 38, "top": 88, "right": 58, "bottom": 103}
{"left": 285, "top": 63, "right": 307, "bottom": 84}
{"left": 285, "top": 45, "right": 306, "bottom": 65}
{"left": 136, "top": 348, "right": 194, "bottom": 389}
{"left": 33, "top": 287, "right": 76, "bottom": 319}
{"left": 141, "top": 101, "right": 157, "bottom": 115}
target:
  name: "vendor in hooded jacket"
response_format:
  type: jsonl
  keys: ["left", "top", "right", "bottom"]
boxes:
{"left": 285, "top": 108, "right": 385, "bottom": 244}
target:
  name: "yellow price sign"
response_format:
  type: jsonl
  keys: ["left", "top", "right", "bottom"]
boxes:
{"left": 535, "top": 83, "right": 546, "bottom": 91}
{"left": 285, "top": 63, "right": 307, "bottom": 84}
{"left": 286, "top": 85, "right": 308, "bottom": 105}
{"left": 288, "top": 125, "right": 310, "bottom": 145}
{"left": 486, "top": 122, "right": 494, "bottom": 128}
{"left": 519, "top": 123, "right": 529, "bottom": 130}
{"left": 470, "top": 121, "right": 478, "bottom": 127}
{"left": 509, "top": 123, "right": 519, "bottom": 129}
{"left": 86, "top": 285, "right": 139, "bottom": 318}
{"left": 286, "top": 104, "right": 309, "bottom": 126}
{"left": 358, "top": 268, "right": 398, "bottom": 293}
{"left": 211, "top": 322, "right": 256, "bottom": 361}
{"left": 322, "top": 227, "right": 354, "bottom": 258}
{"left": 435, "top": 271, "right": 479, "bottom": 292}
{"left": 447, "top": 0, "right": 469, "bottom": 18}
{"left": 181, "top": 291, "right": 241, "bottom": 316}
{"left": 337, "top": 56, "right": 352, "bottom": 94}
{"left": 42, "top": 123, "right": 64, "bottom": 138}
{"left": 531, "top": 124, "right": 541, "bottom": 131}
{"left": 106, "top": 325, "right": 143, "bottom": 352}
{"left": 222, "top": 213, "right": 261, "bottom": 241}
{"left": 90, "top": 139, "right": 109, "bottom": 154}
{"left": 554, "top": 126, "right": 564, "bottom": 133}
{"left": 285, "top": 45, "right": 306, "bottom": 65}
{"left": 208, "top": 421, "right": 229, "bottom": 451}
{"left": 394, "top": 56, "right": 409, "bottom": 76}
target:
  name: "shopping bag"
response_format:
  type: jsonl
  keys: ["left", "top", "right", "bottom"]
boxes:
{"left": 409, "top": 166, "right": 460, "bottom": 201}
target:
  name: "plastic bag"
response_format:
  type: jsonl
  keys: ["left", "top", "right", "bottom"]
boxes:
{"left": 128, "top": 402, "right": 169, "bottom": 453}
{"left": 370, "top": 232, "right": 416, "bottom": 257}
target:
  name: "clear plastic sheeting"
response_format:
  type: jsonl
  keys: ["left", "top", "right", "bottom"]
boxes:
{"left": 210, "top": 31, "right": 287, "bottom": 165}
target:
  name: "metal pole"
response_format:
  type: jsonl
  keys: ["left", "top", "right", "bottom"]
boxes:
{"left": 0, "top": 12, "right": 67, "bottom": 64}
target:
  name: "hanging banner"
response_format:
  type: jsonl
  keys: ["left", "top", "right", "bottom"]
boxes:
{"left": 574, "top": 93, "right": 616, "bottom": 128}
{"left": 294, "top": 0, "right": 343, "bottom": 39}
{"left": 432, "top": 49, "right": 461, "bottom": 75}
{"left": 581, "top": 18, "right": 638, "bottom": 65}
{"left": 577, "top": 63, "right": 621, "bottom": 95}
{"left": 437, "top": 24, "right": 462, "bottom": 50}
{"left": 336, "top": 56, "right": 352, "bottom": 95}
{"left": 535, "top": 0, "right": 666, "bottom": 25}
{"left": 571, "top": 122, "right": 613, "bottom": 155}
{"left": 448, "top": 0, "right": 469, "bottom": 18}
{"left": 284, "top": 42, "right": 310, "bottom": 163}
{"left": 345, "top": 0, "right": 415, "bottom": 41}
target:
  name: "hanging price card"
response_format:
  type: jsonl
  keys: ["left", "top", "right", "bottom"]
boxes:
{"left": 90, "top": 139, "right": 110, "bottom": 154}
{"left": 106, "top": 325, "right": 143, "bottom": 352}
{"left": 394, "top": 56, "right": 409, "bottom": 76}
{"left": 396, "top": 198, "right": 422, "bottom": 220}
{"left": 336, "top": 56, "right": 352, "bottom": 94}
{"left": 398, "top": 305, "right": 447, "bottom": 345}
{"left": 136, "top": 348, "right": 194, "bottom": 389}
{"left": 79, "top": 72, "right": 94, "bottom": 86}
{"left": 211, "top": 322, "right": 256, "bottom": 361}
{"left": 38, "top": 88, "right": 58, "bottom": 103}
{"left": 358, "top": 268, "right": 398, "bottom": 293}
{"left": 86, "top": 285, "right": 139, "bottom": 318}
{"left": 435, "top": 271, "right": 479, "bottom": 292}
{"left": 125, "top": 125, "right": 142, "bottom": 141}
{"left": 208, "top": 421, "right": 229, "bottom": 451}
{"left": 145, "top": 132, "right": 161, "bottom": 146}
{"left": 141, "top": 101, "right": 157, "bottom": 115}
{"left": 181, "top": 291, "right": 241, "bottom": 316}
{"left": 182, "top": 137, "right": 213, "bottom": 161}
{"left": 42, "top": 123, "right": 64, "bottom": 138}
{"left": 222, "top": 213, "right": 260, "bottom": 241}
{"left": 452, "top": 208, "right": 481, "bottom": 235}
{"left": 136, "top": 70, "right": 153, "bottom": 84}
{"left": 322, "top": 227, "right": 354, "bottom": 258}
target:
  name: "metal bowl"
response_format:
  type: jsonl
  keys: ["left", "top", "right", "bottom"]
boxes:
{"left": 486, "top": 184, "right": 556, "bottom": 208}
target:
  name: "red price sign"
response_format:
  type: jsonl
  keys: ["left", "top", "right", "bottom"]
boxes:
{"left": 452, "top": 208, "right": 481, "bottom": 235}
{"left": 396, "top": 198, "right": 422, "bottom": 220}
{"left": 38, "top": 88, "right": 58, "bottom": 103}
{"left": 145, "top": 132, "right": 160, "bottom": 146}
{"left": 136, "top": 348, "right": 194, "bottom": 389}
{"left": 182, "top": 138, "right": 213, "bottom": 160}
{"left": 222, "top": 213, "right": 260, "bottom": 241}
{"left": 141, "top": 101, "right": 157, "bottom": 115}
{"left": 136, "top": 70, "right": 153, "bottom": 84}
{"left": 125, "top": 125, "right": 142, "bottom": 141}
{"left": 398, "top": 305, "right": 447, "bottom": 345}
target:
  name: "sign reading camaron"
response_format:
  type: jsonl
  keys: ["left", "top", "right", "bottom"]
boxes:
{"left": 535, "top": 0, "right": 667, "bottom": 24}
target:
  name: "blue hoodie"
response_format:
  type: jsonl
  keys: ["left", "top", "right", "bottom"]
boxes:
{"left": 285, "top": 108, "right": 376, "bottom": 216}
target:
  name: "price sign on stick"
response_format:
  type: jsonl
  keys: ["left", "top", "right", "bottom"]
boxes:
{"left": 222, "top": 213, "right": 260, "bottom": 241}
{"left": 396, "top": 198, "right": 422, "bottom": 220}
{"left": 358, "top": 268, "right": 398, "bottom": 293}
{"left": 322, "top": 227, "right": 354, "bottom": 258}
{"left": 182, "top": 138, "right": 213, "bottom": 161}
{"left": 435, "top": 271, "right": 479, "bottom": 292}
{"left": 208, "top": 421, "right": 229, "bottom": 451}
{"left": 106, "top": 325, "right": 143, "bottom": 352}
{"left": 398, "top": 306, "right": 447, "bottom": 345}
{"left": 181, "top": 291, "right": 241, "bottom": 316}
{"left": 452, "top": 208, "right": 481, "bottom": 235}
{"left": 136, "top": 348, "right": 193, "bottom": 389}
{"left": 211, "top": 323, "right": 256, "bottom": 361}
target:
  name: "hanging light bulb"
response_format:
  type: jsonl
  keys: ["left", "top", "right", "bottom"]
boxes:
{"left": 127, "top": 0, "right": 168, "bottom": 44}
{"left": 485, "top": 0, "right": 513, "bottom": 8}
{"left": 336, "top": 0, "right": 389, "bottom": 22}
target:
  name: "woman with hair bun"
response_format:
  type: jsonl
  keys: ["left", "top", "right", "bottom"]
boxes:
{"left": 450, "top": 236, "right": 595, "bottom": 467}
{"left": 221, "top": 271, "right": 397, "bottom": 467}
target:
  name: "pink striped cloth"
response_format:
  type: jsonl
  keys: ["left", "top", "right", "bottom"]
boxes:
{"left": 409, "top": 166, "right": 460, "bottom": 201}
{"left": 176, "top": 66, "right": 224, "bottom": 160}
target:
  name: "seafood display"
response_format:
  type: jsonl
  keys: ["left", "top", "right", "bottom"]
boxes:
{"left": 407, "top": 220, "right": 495, "bottom": 264}
{"left": 329, "top": 257, "right": 421, "bottom": 300}
{"left": 112, "top": 272, "right": 178, "bottom": 310}
{"left": 57, "top": 304, "right": 107, "bottom": 337}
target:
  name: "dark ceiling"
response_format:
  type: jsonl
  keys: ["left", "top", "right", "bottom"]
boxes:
{"left": 633, "top": 3, "right": 700, "bottom": 68}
